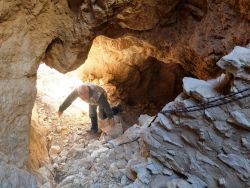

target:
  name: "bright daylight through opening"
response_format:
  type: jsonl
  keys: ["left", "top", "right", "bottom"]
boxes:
{"left": 36, "top": 63, "right": 89, "bottom": 115}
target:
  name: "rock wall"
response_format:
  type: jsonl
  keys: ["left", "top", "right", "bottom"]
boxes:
{"left": 100, "top": 0, "right": 249, "bottom": 78}
{"left": 0, "top": 0, "right": 138, "bottom": 185}
{"left": 128, "top": 45, "right": 250, "bottom": 187}
{"left": 76, "top": 0, "right": 250, "bottom": 108}
{"left": 0, "top": 0, "right": 92, "bottom": 186}
{"left": 49, "top": 45, "right": 250, "bottom": 188}
{"left": 0, "top": 0, "right": 249, "bottom": 186}
{"left": 77, "top": 35, "right": 191, "bottom": 108}
{"left": 29, "top": 104, "right": 50, "bottom": 171}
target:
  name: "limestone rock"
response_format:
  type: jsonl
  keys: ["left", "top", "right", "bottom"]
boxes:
{"left": 218, "top": 177, "right": 226, "bottom": 187}
{"left": 0, "top": 162, "right": 37, "bottom": 188}
{"left": 141, "top": 47, "right": 250, "bottom": 188}
{"left": 195, "top": 151, "right": 219, "bottom": 168}
{"left": 165, "top": 178, "right": 193, "bottom": 188}
{"left": 109, "top": 124, "right": 141, "bottom": 146}
{"left": 187, "top": 175, "right": 207, "bottom": 188}
{"left": 124, "top": 179, "right": 149, "bottom": 188}
{"left": 213, "top": 121, "right": 233, "bottom": 137}
{"left": 241, "top": 137, "right": 250, "bottom": 149}
{"left": 1, "top": 0, "right": 250, "bottom": 187}
{"left": 91, "top": 147, "right": 109, "bottom": 159}
{"left": 218, "top": 46, "right": 250, "bottom": 70}
{"left": 36, "top": 166, "right": 54, "bottom": 188}
{"left": 163, "top": 168, "right": 173, "bottom": 176}
{"left": 148, "top": 175, "right": 171, "bottom": 188}
{"left": 133, "top": 163, "right": 151, "bottom": 184}
{"left": 218, "top": 153, "right": 250, "bottom": 179}
{"left": 183, "top": 77, "right": 219, "bottom": 102}
{"left": 228, "top": 110, "right": 250, "bottom": 130}
{"left": 138, "top": 114, "right": 156, "bottom": 128}
{"left": 146, "top": 158, "right": 164, "bottom": 175}
{"left": 99, "top": 115, "right": 123, "bottom": 139}
{"left": 49, "top": 145, "right": 61, "bottom": 156}
{"left": 121, "top": 175, "right": 128, "bottom": 186}
{"left": 217, "top": 46, "right": 250, "bottom": 81}
{"left": 158, "top": 113, "right": 173, "bottom": 131}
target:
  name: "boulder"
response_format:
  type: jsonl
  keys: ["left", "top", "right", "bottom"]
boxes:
{"left": 109, "top": 124, "right": 141, "bottom": 146}
{"left": 183, "top": 77, "right": 219, "bottom": 102}
{"left": 217, "top": 46, "right": 250, "bottom": 81}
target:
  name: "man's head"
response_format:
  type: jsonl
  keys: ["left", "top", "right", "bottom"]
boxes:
{"left": 77, "top": 84, "right": 89, "bottom": 100}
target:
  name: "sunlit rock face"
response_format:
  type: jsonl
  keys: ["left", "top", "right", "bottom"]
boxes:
{"left": 78, "top": 0, "right": 250, "bottom": 109}
{"left": 0, "top": 0, "right": 249, "bottom": 186}
{"left": 77, "top": 35, "right": 190, "bottom": 108}
{"left": 0, "top": 0, "right": 124, "bottom": 185}
{"left": 102, "top": 0, "right": 250, "bottom": 79}
{"left": 1, "top": 0, "right": 168, "bottom": 172}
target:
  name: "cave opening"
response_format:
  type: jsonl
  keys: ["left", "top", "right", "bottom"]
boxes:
{"left": 32, "top": 35, "right": 194, "bottom": 143}
{"left": 30, "top": 35, "right": 192, "bottom": 185}
{"left": 75, "top": 35, "right": 192, "bottom": 117}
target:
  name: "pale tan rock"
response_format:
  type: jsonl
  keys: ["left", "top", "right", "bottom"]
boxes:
{"left": 0, "top": 0, "right": 136, "bottom": 173}
{"left": 49, "top": 145, "right": 61, "bottom": 156}
{"left": 29, "top": 104, "right": 50, "bottom": 171}
{"left": 99, "top": 116, "right": 123, "bottom": 139}
{"left": 0, "top": 1, "right": 250, "bottom": 187}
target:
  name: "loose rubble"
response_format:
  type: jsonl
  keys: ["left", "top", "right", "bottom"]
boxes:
{"left": 33, "top": 45, "right": 250, "bottom": 187}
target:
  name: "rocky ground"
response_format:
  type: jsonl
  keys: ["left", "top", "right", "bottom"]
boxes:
{"left": 33, "top": 64, "right": 149, "bottom": 187}
{"left": 33, "top": 45, "right": 250, "bottom": 188}
{"left": 34, "top": 94, "right": 180, "bottom": 188}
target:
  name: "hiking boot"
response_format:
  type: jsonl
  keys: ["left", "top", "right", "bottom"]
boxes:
{"left": 87, "top": 128, "right": 99, "bottom": 134}
{"left": 116, "top": 104, "right": 122, "bottom": 113}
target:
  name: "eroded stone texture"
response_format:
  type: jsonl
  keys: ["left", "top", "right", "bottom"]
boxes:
{"left": 28, "top": 46, "right": 250, "bottom": 187}
{"left": 1, "top": 0, "right": 250, "bottom": 186}
{"left": 116, "top": 0, "right": 180, "bottom": 30}
{"left": 0, "top": 0, "right": 134, "bottom": 184}
{"left": 140, "top": 46, "right": 250, "bottom": 188}
{"left": 77, "top": 35, "right": 189, "bottom": 107}
{"left": 29, "top": 104, "right": 50, "bottom": 170}
{"left": 0, "top": 162, "right": 37, "bottom": 188}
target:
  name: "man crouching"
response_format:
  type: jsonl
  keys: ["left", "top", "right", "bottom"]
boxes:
{"left": 57, "top": 83, "right": 121, "bottom": 133}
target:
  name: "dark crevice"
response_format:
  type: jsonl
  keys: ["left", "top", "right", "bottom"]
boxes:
{"left": 114, "top": 57, "right": 193, "bottom": 114}
{"left": 67, "top": 0, "right": 85, "bottom": 14}
{"left": 45, "top": 37, "right": 63, "bottom": 55}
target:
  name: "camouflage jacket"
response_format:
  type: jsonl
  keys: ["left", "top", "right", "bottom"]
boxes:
{"left": 58, "top": 83, "right": 107, "bottom": 112}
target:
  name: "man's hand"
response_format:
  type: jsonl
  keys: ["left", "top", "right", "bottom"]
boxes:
{"left": 57, "top": 111, "right": 63, "bottom": 118}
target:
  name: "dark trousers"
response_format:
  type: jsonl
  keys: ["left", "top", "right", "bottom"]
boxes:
{"left": 89, "top": 94, "right": 118, "bottom": 130}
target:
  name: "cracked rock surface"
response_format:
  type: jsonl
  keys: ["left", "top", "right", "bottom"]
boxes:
{"left": 1, "top": 0, "right": 250, "bottom": 186}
